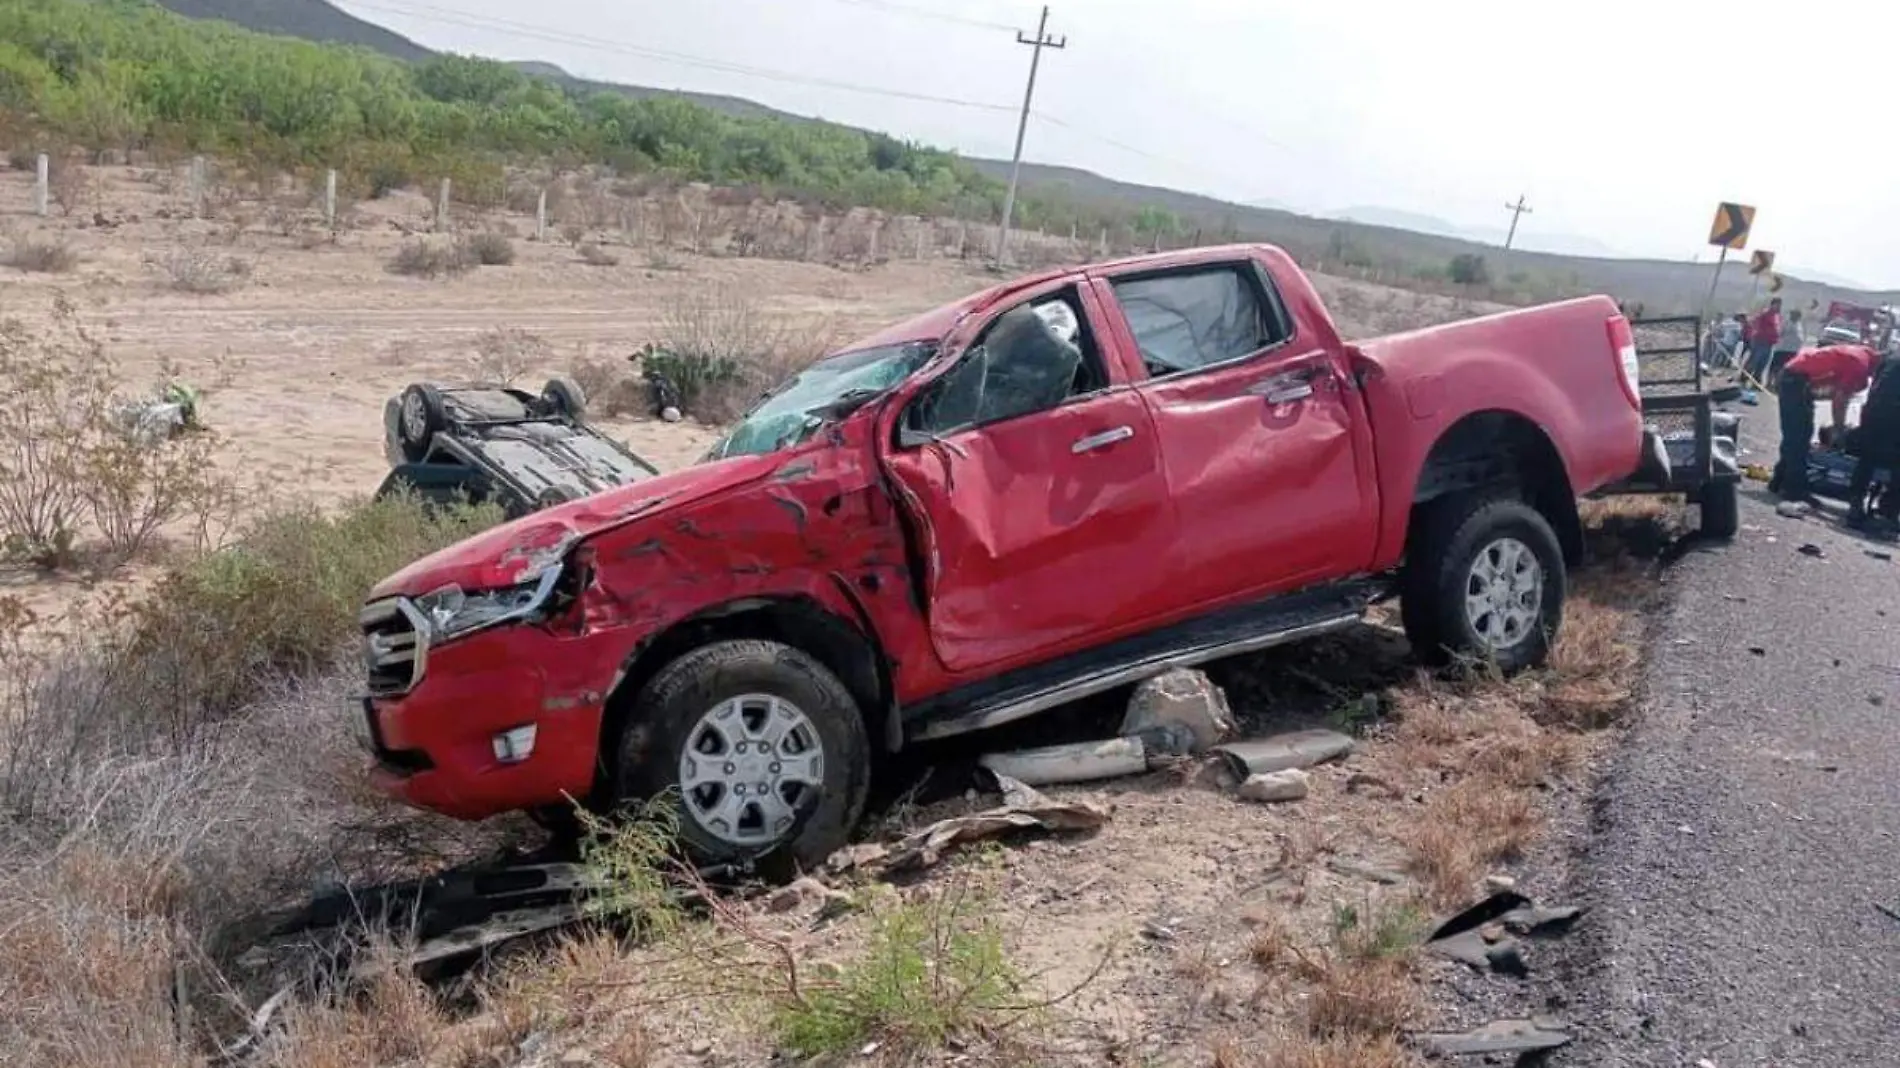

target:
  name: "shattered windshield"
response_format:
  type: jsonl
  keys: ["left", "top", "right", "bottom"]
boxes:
{"left": 709, "top": 341, "right": 938, "bottom": 459}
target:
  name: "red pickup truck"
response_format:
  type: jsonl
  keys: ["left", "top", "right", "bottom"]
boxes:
{"left": 357, "top": 244, "right": 1649, "bottom": 869}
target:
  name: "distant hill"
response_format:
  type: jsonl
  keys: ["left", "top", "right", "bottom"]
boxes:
{"left": 152, "top": 0, "right": 430, "bottom": 60}
{"left": 147, "top": 0, "right": 1896, "bottom": 309}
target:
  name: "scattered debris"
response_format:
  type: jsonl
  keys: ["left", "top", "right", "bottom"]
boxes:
{"left": 1748, "top": 647, "right": 1766, "bottom": 657}
{"left": 825, "top": 775, "right": 1108, "bottom": 876}
{"left": 1875, "top": 902, "right": 1900, "bottom": 925}
{"left": 1424, "top": 890, "right": 1583, "bottom": 975}
{"left": 1122, "top": 668, "right": 1235, "bottom": 754}
{"left": 1483, "top": 874, "right": 1517, "bottom": 894}
{"left": 765, "top": 876, "right": 849, "bottom": 914}
{"left": 1868, "top": 549, "right": 1894, "bottom": 562}
{"left": 1211, "top": 728, "right": 1356, "bottom": 779}
{"left": 1236, "top": 768, "right": 1311, "bottom": 803}
{"left": 110, "top": 381, "right": 201, "bottom": 445}
{"left": 1413, "top": 1016, "right": 1572, "bottom": 1057}
{"left": 1776, "top": 501, "right": 1812, "bottom": 519}
{"left": 978, "top": 737, "right": 1148, "bottom": 786}
{"left": 1798, "top": 543, "right": 1826, "bottom": 558}
{"left": 1327, "top": 859, "right": 1405, "bottom": 885}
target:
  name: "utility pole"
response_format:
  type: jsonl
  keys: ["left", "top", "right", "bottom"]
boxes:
{"left": 995, "top": 5, "right": 1065, "bottom": 264}
{"left": 1502, "top": 194, "right": 1533, "bottom": 251}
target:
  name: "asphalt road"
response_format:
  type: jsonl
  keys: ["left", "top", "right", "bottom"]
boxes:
{"left": 1552, "top": 394, "right": 1900, "bottom": 1066}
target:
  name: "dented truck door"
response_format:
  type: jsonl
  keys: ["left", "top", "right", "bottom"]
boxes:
{"left": 881, "top": 283, "right": 1179, "bottom": 676}
{"left": 1093, "top": 256, "right": 1379, "bottom": 609}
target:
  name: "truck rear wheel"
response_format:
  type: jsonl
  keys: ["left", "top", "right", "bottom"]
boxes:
{"left": 1401, "top": 496, "right": 1566, "bottom": 673}
{"left": 613, "top": 640, "right": 870, "bottom": 875}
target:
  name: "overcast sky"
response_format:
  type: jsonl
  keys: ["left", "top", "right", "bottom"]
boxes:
{"left": 339, "top": 0, "right": 1900, "bottom": 289}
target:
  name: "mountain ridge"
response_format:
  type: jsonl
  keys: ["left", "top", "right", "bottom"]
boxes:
{"left": 145, "top": 0, "right": 1897, "bottom": 306}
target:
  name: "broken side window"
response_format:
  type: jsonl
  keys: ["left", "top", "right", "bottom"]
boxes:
{"left": 1110, "top": 266, "right": 1284, "bottom": 377}
{"left": 908, "top": 289, "right": 1106, "bottom": 437}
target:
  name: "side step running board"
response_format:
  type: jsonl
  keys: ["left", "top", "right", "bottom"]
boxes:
{"left": 911, "top": 611, "right": 1364, "bottom": 742}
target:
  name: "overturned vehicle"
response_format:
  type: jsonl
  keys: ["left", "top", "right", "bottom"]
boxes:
{"left": 374, "top": 378, "right": 660, "bottom": 519}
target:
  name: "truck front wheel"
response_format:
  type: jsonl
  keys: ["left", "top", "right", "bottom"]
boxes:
{"left": 1401, "top": 496, "right": 1566, "bottom": 673}
{"left": 613, "top": 640, "right": 870, "bottom": 874}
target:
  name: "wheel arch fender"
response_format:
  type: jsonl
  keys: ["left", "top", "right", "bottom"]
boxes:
{"left": 1404, "top": 409, "right": 1583, "bottom": 566}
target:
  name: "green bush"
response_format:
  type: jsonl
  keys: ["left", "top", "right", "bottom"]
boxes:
{"left": 127, "top": 492, "right": 502, "bottom": 719}
{"left": 1448, "top": 252, "right": 1491, "bottom": 286}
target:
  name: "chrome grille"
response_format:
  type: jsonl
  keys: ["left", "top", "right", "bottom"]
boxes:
{"left": 360, "top": 598, "right": 429, "bottom": 695}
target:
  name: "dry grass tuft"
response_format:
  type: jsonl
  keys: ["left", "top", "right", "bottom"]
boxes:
{"left": 155, "top": 246, "right": 252, "bottom": 294}
{"left": 388, "top": 238, "right": 477, "bottom": 278}
{"left": 465, "top": 231, "right": 516, "bottom": 266}
{"left": 578, "top": 242, "right": 620, "bottom": 267}
{"left": 6, "top": 233, "right": 79, "bottom": 273}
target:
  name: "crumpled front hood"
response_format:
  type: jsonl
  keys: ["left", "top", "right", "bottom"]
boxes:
{"left": 366, "top": 451, "right": 784, "bottom": 600}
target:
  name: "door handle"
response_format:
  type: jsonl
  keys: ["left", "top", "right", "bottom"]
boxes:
{"left": 1071, "top": 426, "right": 1135, "bottom": 454}
{"left": 1248, "top": 367, "right": 1322, "bottom": 405}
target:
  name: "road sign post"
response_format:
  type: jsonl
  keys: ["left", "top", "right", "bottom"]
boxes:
{"left": 1700, "top": 201, "right": 1756, "bottom": 324}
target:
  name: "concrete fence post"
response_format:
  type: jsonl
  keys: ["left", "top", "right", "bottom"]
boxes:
{"left": 1097, "top": 228, "right": 1108, "bottom": 257}
{"left": 190, "top": 156, "right": 205, "bottom": 218}
{"left": 535, "top": 190, "right": 548, "bottom": 241}
{"left": 324, "top": 169, "right": 337, "bottom": 229}
{"left": 915, "top": 225, "right": 926, "bottom": 260}
{"left": 436, "top": 178, "right": 452, "bottom": 232}
{"left": 33, "top": 153, "right": 48, "bottom": 216}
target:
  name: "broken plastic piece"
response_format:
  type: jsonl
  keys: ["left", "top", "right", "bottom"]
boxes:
{"left": 825, "top": 774, "right": 1108, "bottom": 876}
{"left": 978, "top": 737, "right": 1147, "bottom": 786}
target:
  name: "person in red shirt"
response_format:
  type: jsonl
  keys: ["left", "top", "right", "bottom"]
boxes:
{"left": 1770, "top": 342, "right": 1878, "bottom": 501}
{"left": 1745, "top": 298, "right": 1783, "bottom": 381}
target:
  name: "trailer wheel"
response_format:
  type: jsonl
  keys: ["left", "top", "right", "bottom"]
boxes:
{"left": 541, "top": 375, "right": 588, "bottom": 423}
{"left": 1401, "top": 495, "right": 1566, "bottom": 674}
{"left": 1700, "top": 478, "right": 1740, "bottom": 539}
{"left": 397, "top": 384, "right": 449, "bottom": 462}
{"left": 613, "top": 640, "right": 870, "bottom": 876}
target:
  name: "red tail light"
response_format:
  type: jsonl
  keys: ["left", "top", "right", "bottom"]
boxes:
{"left": 1607, "top": 315, "right": 1641, "bottom": 409}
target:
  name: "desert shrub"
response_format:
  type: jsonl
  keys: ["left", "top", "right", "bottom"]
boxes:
{"left": 1448, "top": 253, "right": 1491, "bottom": 286}
{"left": 387, "top": 238, "right": 476, "bottom": 279}
{"left": 154, "top": 246, "right": 250, "bottom": 294}
{"left": 771, "top": 880, "right": 1027, "bottom": 1058}
{"left": 472, "top": 327, "right": 549, "bottom": 385}
{"left": 125, "top": 492, "right": 502, "bottom": 721}
{"left": 0, "top": 299, "right": 108, "bottom": 566}
{"left": 577, "top": 242, "right": 619, "bottom": 267}
{"left": 645, "top": 286, "right": 836, "bottom": 423}
{"left": 466, "top": 230, "right": 515, "bottom": 266}
{"left": 5, "top": 233, "right": 79, "bottom": 273}
{"left": 46, "top": 156, "right": 93, "bottom": 217}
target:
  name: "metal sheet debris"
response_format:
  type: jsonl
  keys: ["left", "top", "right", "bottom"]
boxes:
{"left": 1212, "top": 729, "right": 1356, "bottom": 779}
{"left": 1424, "top": 890, "right": 1583, "bottom": 974}
{"left": 977, "top": 737, "right": 1148, "bottom": 786}
{"left": 825, "top": 774, "right": 1109, "bottom": 876}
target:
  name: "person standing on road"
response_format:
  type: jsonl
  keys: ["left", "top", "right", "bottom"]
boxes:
{"left": 1846, "top": 357, "right": 1900, "bottom": 532}
{"left": 1770, "top": 341, "right": 1879, "bottom": 502}
{"left": 1745, "top": 298, "right": 1783, "bottom": 381}
{"left": 1766, "top": 308, "right": 1804, "bottom": 388}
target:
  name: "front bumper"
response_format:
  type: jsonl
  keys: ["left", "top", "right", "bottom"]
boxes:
{"left": 357, "top": 604, "right": 613, "bottom": 821}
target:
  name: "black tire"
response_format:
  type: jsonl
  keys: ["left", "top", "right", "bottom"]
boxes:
{"left": 541, "top": 374, "right": 588, "bottom": 423}
{"left": 1699, "top": 477, "right": 1740, "bottom": 539}
{"left": 1400, "top": 495, "right": 1566, "bottom": 673}
{"left": 613, "top": 639, "right": 870, "bottom": 876}
{"left": 397, "top": 383, "right": 449, "bottom": 462}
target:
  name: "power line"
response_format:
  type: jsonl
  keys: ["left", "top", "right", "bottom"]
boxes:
{"left": 343, "top": 0, "right": 1018, "bottom": 113}
{"left": 1503, "top": 194, "right": 1533, "bottom": 250}
{"left": 829, "top": 0, "right": 1018, "bottom": 33}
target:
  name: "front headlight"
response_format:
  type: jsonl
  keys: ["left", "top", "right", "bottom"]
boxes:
{"left": 413, "top": 567, "right": 561, "bottom": 642}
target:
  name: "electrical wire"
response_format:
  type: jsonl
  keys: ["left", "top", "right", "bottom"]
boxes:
{"left": 828, "top": 0, "right": 1019, "bottom": 33}
{"left": 342, "top": 0, "right": 1019, "bottom": 112}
